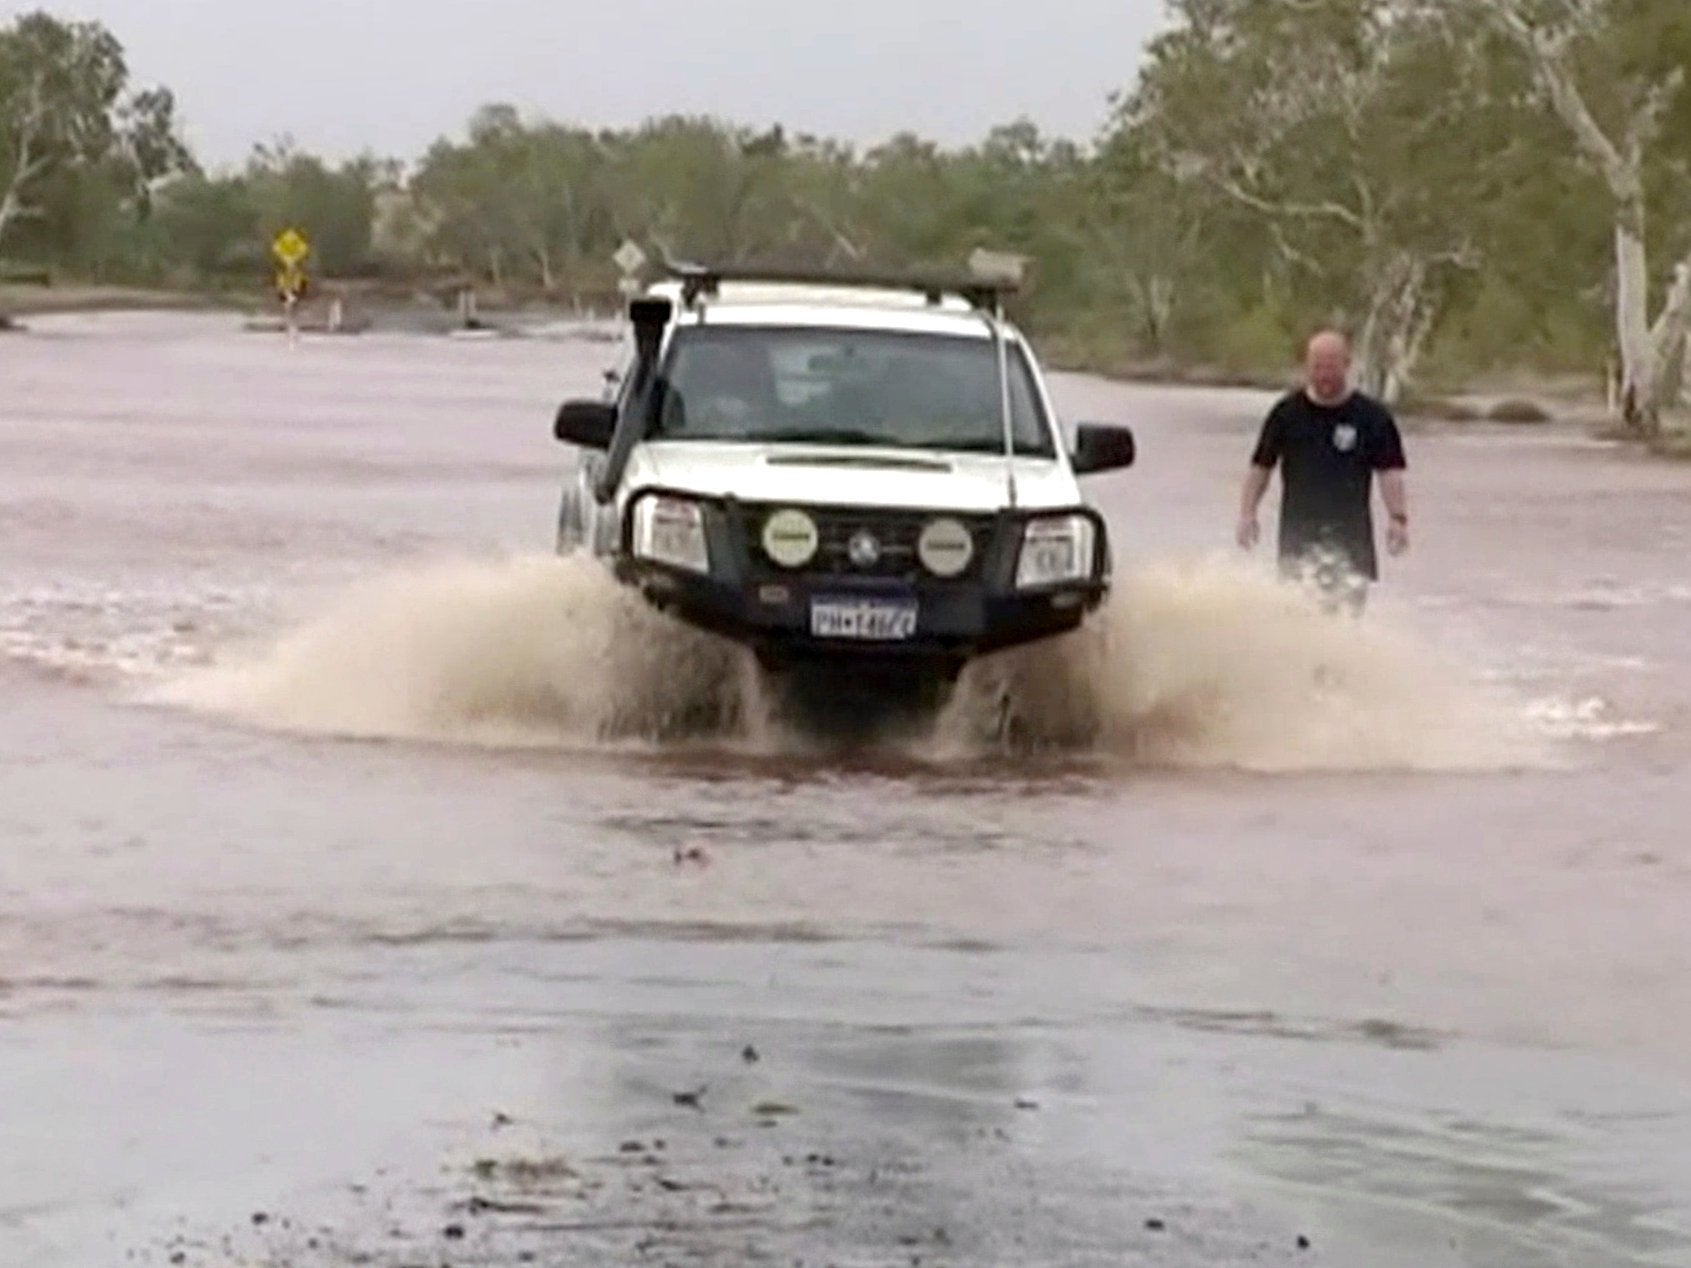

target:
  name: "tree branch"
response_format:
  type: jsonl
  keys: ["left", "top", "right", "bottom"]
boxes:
{"left": 1631, "top": 68, "right": 1686, "bottom": 153}
{"left": 1487, "top": 1, "right": 1631, "bottom": 195}
{"left": 0, "top": 72, "right": 53, "bottom": 246}
{"left": 1267, "top": 221, "right": 1328, "bottom": 277}
{"left": 789, "top": 193, "right": 864, "bottom": 261}
{"left": 1210, "top": 173, "right": 1365, "bottom": 231}
{"left": 1649, "top": 256, "right": 1691, "bottom": 355}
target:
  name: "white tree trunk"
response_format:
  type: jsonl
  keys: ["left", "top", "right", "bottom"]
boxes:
{"left": 1661, "top": 333, "right": 1688, "bottom": 413}
{"left": 1354, "top": 307, "right": 1392, "bottom": 400}
{"left": 1650, "top": 258, "right": 1691, "bottom": 412}
{"left": 1145, "top": 275, "right": 1175, "bottom": 350}
{"left": 1127, "top": 275, "right": 1176, "bottom": 351}
{"left": 0, "top": 74, "right": 48, "bottom": 254}
{"left": 1488, "top": 3, "right": 1680, "bottom": 433}
{"left": 1354, "top": 257, "right": 1433, "bottom": 405}
{"left": 1611, "top": 237, "right": 1691, "bottom": 433}
{"left": 1613, "top": 214, "right": 1661, "bottom": 432}
{"left": 0, "top": 187, "right": 18, "bottom": 251}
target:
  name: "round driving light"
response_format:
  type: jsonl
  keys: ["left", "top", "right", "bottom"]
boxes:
{"left": 918, "top": 517, "right": 974, "bottom": 578}
{"left": 846, "top": 529, "right": 881, "bottom": 569}
{"left": 761, "top": 508, "right": 818, "bottom": 568}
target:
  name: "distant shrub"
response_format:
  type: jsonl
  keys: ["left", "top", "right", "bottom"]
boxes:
{"left": 1210, "top": 304, "right": 1296, "bottom": 380}
{"left": 1649, "top": 428, "right": 1691, "bottom": 461}
{"left": 1487, "top": 398, "right": 1553, "bottom": 424}
{"left": 1396, "top": 392, "right": 1481, "bottom": 421}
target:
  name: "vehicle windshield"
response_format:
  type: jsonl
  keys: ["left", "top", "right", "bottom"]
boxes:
{"left": 646, "top": 325, "right": 1055, "bottom": 456}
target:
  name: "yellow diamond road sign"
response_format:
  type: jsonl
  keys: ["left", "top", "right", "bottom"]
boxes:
{"left": 612, "top": 239, "right": 646, "bottom": 276}
{"left": 272, "top": 228, "right": 310, "bottom": 267}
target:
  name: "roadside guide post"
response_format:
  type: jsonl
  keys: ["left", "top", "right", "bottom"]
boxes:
{"left": 271, "top": 227, "right": 311, "bottom": 346}
{"left": 613, "top": 239, "right": 647, "bottom": 302}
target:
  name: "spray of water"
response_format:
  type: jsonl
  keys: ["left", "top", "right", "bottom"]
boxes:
{"left": 147, "top": 550, "right": 1543, "bottom": 771}
{"left": 145, "top": 553, "right": 764, "bottom": 749}
{"left": 938, "top": 555, "right": 1541, "bottom": 771}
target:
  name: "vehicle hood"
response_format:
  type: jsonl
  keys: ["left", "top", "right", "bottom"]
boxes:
{"left": 622, "top": 441, "right": 1082, "bottom": 513}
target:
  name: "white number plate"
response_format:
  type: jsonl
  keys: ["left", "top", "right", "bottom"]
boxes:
{"left": 809, "top": 598, "right": 918, "bottom": 641}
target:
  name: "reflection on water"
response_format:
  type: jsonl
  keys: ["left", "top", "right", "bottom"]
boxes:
{"left": 1244, "top": 1101, "right": 1691, "bottom": 1266}
{"left": 5, "top": 314, "right": 1691, "bottom": 1264}
{"left": 1137, "top": 1006, "right": 1444, "bottom": 1052}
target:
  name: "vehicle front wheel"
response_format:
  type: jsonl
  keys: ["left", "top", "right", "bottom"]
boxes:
{"left": 555, "top": 485, "right": 585, "bottom": 554}
{"left": 754, "top": 652, "right": 963, "bottom": 741}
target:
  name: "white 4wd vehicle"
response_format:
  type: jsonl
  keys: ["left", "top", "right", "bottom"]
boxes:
{"left": 552, "top": 263, "right": 1135, "bottom": 705}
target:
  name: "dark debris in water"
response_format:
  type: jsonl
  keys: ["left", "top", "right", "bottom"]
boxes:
{"left": 135, "top": 1103, "right": 1323, "bottom": 1267}
{"left": 671, "top": 1084, "right": 708, "bottom": 1110}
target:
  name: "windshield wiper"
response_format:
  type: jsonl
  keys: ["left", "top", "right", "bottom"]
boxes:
{"left": 759, "top": 427, "right": 887, "bottom": 446}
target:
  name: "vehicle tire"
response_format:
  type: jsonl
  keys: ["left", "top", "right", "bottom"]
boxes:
{"left": 758, "top": 655, "right": 957, "bottom": 740}
{"left": 555, "top": 486, "right": 585, "bottom": 554}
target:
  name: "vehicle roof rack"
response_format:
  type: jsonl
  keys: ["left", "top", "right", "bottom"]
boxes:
{"left": 659, "top": 257, "right": 1022, "bottom": 313}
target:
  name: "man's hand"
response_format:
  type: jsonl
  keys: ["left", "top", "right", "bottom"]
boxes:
{"left": 1238, "top": 464, "right": 1271, "bottom": 552}
{"left": 1380, "top": 471, "right": 1409, "bottom": 557}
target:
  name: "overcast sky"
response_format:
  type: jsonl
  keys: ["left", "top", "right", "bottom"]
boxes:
{"left": 8, "top": 0, "right": 1167, "bottom": 168}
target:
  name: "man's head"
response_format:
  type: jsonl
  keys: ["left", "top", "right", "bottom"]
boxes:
{"left": 1303, "top": 330, "right": 1352, "bottom": 405}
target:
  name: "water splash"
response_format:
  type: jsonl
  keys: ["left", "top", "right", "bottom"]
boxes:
{"left": 143, "top": 553, "right": 764, "bottom": 748}
{"left": 938, "top": 555, "right": 1544, "bottom": 772}
{"left": 144, "top": 551, "right": 1547, "bottom": 772}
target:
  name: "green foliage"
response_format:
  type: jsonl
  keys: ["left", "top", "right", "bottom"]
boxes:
{"left": 244, "top": 142, "right": 382, "bottom": 277}
{"left": 0, "top": 10, "right": 191, "bottom": 257}
{"left": 6, "top": 0, "right": 1689, "bottom": 403}
{"left": 1208, "top": 302, "right": 1299, "bottom": 381}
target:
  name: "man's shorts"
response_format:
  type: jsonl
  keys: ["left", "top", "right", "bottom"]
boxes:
{"left": 1279, "top": 544, "right": 1369, "bottom": 617}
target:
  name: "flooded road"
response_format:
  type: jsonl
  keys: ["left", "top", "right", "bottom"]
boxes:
{"left": 4, "top": 312, "right": 1691, "bottom": 1266}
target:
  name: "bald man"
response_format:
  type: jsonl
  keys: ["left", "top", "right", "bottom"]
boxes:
{"left": 1236, "top": 331, "right": 1409, "bottom": 615}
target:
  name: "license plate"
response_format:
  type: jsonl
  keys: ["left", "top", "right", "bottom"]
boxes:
{"left": 809, "top": 597, "right": 918, "bottom": 641}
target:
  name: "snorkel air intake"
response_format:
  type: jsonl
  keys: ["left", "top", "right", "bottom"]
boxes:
{"left": 594, "top": 294, "right": 674, "bottom": 504}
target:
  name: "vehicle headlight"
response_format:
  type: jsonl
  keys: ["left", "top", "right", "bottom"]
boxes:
{"left": 1015, "top": 514, "right": 1096, "bottom": 589}
{"left": 918, "top": 517, "right": 974, "bottom": 578}
{"left": 631, "top": 494, "right": 710, "bottom": 574}
{"left": 761, "top": 508, "right": 819, "bottom": 568}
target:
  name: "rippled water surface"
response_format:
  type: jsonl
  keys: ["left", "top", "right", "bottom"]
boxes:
{"left": 3, "top": 312, "right": 1690, "bottom": 1266}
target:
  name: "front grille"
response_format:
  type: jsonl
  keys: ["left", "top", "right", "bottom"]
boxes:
{"left": 736, "top": 504, "right": 994, "bottom": 581}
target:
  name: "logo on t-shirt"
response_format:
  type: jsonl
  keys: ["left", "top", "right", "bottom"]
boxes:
{"left": 1332, "top": 423, "right": 1358, "bottom": 453}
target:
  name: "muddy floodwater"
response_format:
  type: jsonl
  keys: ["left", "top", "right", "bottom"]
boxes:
{"left": 4, "top": 312, "right": 1691, "bottom": 1267}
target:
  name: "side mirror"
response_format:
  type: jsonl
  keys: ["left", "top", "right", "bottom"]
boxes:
{"left": 554, "top": 399, "right": 617, "bottom": 449}
{"left": 1071, "top": 422, "right": 1136, "bottom": 474}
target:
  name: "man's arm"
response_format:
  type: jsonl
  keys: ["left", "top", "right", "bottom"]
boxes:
{"left": 1240, "top": 463, "right": 1273, "bottom": 514}
{"left": 1372, "top": 407, "right": 1409, "bottom": 555}
{"left": 1379, "top": 469, "right": 1407, "bottom": 520}
{"left": 1237, "top": 405, "right": 1282, "bottom": 549}
{"left": 1380, "top": 469, "right": 1408, "bottom": 554}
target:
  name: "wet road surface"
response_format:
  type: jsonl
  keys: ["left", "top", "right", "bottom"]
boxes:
{"left": 3, "top": 313, "right": 1691, "bottom": 1265}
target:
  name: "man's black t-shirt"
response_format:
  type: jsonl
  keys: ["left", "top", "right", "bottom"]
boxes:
{"left": 1250, "top": 389, "right": 1406, "bottom": 581}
